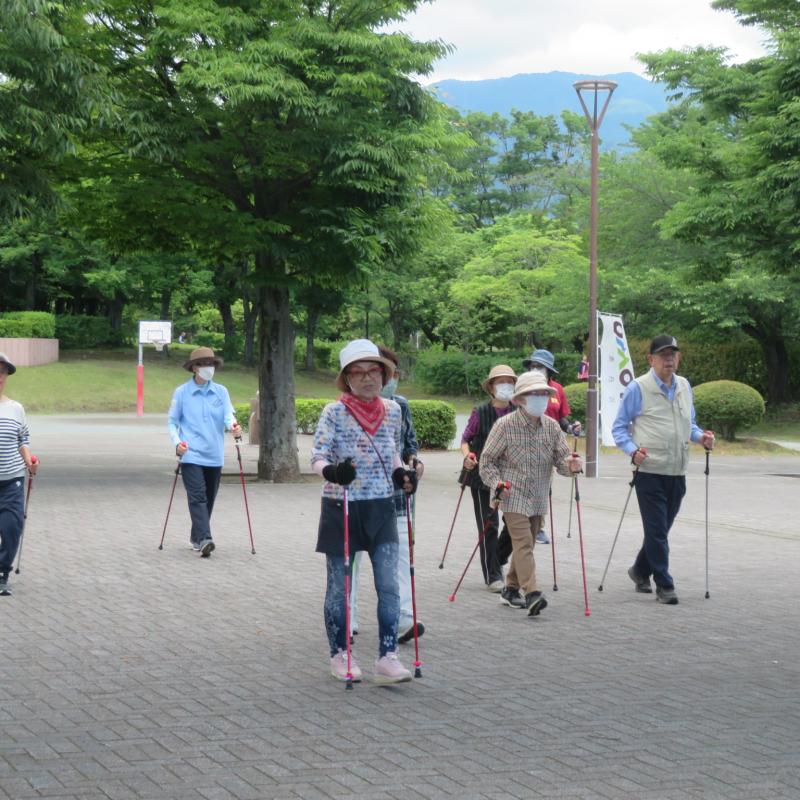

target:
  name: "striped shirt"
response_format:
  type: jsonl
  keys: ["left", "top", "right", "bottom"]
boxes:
{"left": 312, "top": 400, "right": 402, "bottom": 502}
{"left": 0, "top": 398, "right": 30, "bottom": 480}
{"left": 479, "top": 410, "right": 572, "bottom": 516}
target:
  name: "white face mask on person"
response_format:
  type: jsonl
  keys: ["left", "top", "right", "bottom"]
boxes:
{"left": 524, "top": 395, "right": 549, "bottom": 416}
{"left": 494, "top": 383, "right": 514, "bottom": 401}
{"left": 197, "top": 366, "right": 215, "bottom": 381}
{"left": 530, "top": 367, "right": 548, "bottom": 378}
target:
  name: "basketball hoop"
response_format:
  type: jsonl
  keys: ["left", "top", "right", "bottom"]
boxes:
{"left": 153, "top": 340, "right": 166, "bottom": 352}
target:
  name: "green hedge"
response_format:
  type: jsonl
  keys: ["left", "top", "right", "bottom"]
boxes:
{"left": 0, "top": 311, "right": 56, "bottom": 338}
{"left": 294, "top": 338, "right": 335, "bottom": 370}
{"left": 243, "top": 397, "right": 456, "bottom": 449}
{"left": 693, "top": 380, "right": 765, "bottom": 441}
{"left": 55, "top": 315, "right": 124, "bottom": 348}
{"left": 563, "top": 382, "right": 588, "bottom": 421}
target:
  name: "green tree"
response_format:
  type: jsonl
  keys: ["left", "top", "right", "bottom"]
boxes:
{"left": 78, "top": 0, "right": 456, "bottom": 479}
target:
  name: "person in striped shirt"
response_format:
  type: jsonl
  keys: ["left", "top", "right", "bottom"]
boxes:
{"left": 0, "top": 353, "right": 39, "bottom": 596}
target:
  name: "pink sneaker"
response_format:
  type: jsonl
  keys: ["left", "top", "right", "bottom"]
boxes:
{"left": 330, "top": 650, "right": 362, "bottom": 682}
{"left": 373, "top": 651, "right": 412, "bottom": 684}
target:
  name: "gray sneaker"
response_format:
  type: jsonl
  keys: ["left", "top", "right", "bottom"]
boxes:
{"left": 656, "top": 586, "right": 679, "bottom": 605}
{"left": 536, "top": 529, "right": 550, "bottom": 545}
{"left": 500, "top": 586, "right": 525, "bottom": 609}
{"left": 628, "top": 566, "right": 653, "bottom": 594}
{"left": 0, "top": 572, "right": 10, "bottom": 597}
{"left": 200, "top": 539, "right": 215, "bottom": 557}
{"left": 525, "top": 591, "right": 548, "bottom": 616}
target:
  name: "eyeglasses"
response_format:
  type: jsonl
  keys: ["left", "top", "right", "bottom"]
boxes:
{"left": 347, "top": 366, "right": 383, "bottom": 381}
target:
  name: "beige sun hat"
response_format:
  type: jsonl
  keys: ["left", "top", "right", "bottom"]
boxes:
{"left": 480, "top": 364, "right": 517, "bottom": 394}
{"left": 512, "top": 370, "right": 557, "bottom": 401}
{"left": 183, "top": 346, "right": 224, "bottom": 371}
{"left": 335, "top": 339, "right": 395, "bottom": 393}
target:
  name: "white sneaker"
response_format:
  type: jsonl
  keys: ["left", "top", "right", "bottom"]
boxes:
{"left": 330, "top": 649, "right": 362, "bottom": 682}
{"left": 374, "top": 651, "right": 412, "bottom": 684}
{"left": 488, "top": 580, "right": 504, "bottom": 593}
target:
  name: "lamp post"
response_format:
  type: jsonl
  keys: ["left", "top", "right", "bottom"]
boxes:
{"left": 573, "top": 79, "right": 616, "bottom": 479}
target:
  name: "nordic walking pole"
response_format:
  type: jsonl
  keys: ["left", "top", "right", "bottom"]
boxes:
{"left": 704, "top": 431, "right": 713, "bottom": 599}
{"left": 449, "top": 482, "right": 509, "bottom": 602}
{"left": 14, "top": 456, "right": 37, "bottom": 575}
{"left": 597, "top": 448, "right": 646, "bottom": 591}
{"left": 567, "top": 433, "right": 578, "bottom": 538}
{"left": 343, "top": 486, "right": 354, "bottom": 690}
{"left": 158, "top": 445, "right": 186, "bottom": 550}
{"left": 234, "top": 434, "right": 256, "bottom": 555}
{"left": 548, "top": 486, "right": 558, "bottom": 591}
{"left": 405, "top": 494, "right": 423, "bottom": 678}
{"left": 439, "top": 453, "right": 475, "bottom": 569}
{"left": 572, "top": 455, "right": 591, "bottom": 617}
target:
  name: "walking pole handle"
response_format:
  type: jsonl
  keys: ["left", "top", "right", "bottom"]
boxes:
{"left": 491, "top": 481, "right": 509, "bottom": 508}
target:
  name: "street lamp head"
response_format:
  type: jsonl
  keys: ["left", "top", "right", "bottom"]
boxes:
{"left": 573, "top": 79, "right": 618, "bottom": 92}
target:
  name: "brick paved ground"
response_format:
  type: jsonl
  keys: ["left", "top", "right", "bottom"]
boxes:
{"left": 1, "top": 414, "right": 799, "bottom": 799}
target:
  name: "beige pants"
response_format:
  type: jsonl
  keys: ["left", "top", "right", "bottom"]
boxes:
{"left": 504, "top": 513, "right": 543, "bottom": 594}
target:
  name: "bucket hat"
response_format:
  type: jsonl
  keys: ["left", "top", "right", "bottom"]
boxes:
{"left": 336, "top": 339, "right": 395, "bottom": 393}
{"left": 183, "top": 346, "right": 224, "bottom": 371}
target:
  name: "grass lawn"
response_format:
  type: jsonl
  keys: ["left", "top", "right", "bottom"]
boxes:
{"left": 6, "top": 348, "right": 477, "bottom": 414}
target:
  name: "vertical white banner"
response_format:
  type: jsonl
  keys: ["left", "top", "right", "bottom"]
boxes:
{"left": 598, "top": 312, "right": 635, "bottom": 447}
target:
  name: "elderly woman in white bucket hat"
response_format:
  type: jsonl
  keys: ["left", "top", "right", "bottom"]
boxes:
{"left": 311, "top": 339, "right": 418, "bottom": 685}
{"left": 479, "top": 371, "right": 582, "bottom": 616}
{"left": 459, "top": 364, "right": 517, "bottom": 592}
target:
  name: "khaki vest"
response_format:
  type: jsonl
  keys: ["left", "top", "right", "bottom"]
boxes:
{"left": 631, "top": 371, "right": 692, "bottom": 476}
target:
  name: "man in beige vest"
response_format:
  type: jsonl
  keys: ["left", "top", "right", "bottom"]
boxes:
{"left": 612, "top": 335, "right": 715, "bottom": 605}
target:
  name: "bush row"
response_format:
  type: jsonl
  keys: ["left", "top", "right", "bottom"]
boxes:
{"left": 0, "top": 311, "right": 56, "bottom": 338}
{"left": 562, "top": 379, "right": 765, "bottom": 440}
{"left": 234, "top": 398, "right": 456, "bottom": 449}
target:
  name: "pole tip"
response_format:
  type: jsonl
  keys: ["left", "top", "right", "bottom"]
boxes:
{"left": 448, "top": 594, "right": 456, "bottom": 602}
{"left": 345, "top": 681, "right": 353, "bottom": 690}
{"left": 705, "top": 591, "right": 710, "bottom": 599}
{"left": 414, "top": 667, "right": 422, "bottom": 678}
{"left": 158, "top": 545, "right": 163, "bottom": 551}
{"left": 597, "top": 585, "right": 603, "bottom": 592}
{"left": 584, "top": 609, "right": 591, "bottom": 617}
{"left": 14, "top": 568, "right": 20, "bottom": 575}
{"left": 251, "top": 549, "right": 256, "bottom": 555}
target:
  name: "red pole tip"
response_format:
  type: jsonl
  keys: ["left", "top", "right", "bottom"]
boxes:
{"left": 584, "top": 609, "right": 591, "bottom": 617}
{"left": 448, "top": 594, "right": 456, "bottom": 602}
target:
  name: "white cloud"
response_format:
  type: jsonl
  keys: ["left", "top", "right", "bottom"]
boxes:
{"left": 387, "top": 0, "right": 770, "bottom": 82}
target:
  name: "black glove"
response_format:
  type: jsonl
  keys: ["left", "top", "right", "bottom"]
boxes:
{"left": 322, "top": 458, "right": 356, "bottom": 485}
{"left": 392, "top": 467, "right": 418, "bottom": 495}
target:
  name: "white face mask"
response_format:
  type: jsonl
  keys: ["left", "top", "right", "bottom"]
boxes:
{"left": 525, "top": 395, "right": 549, "bottom": 416}
{"left": 380, "top": 378, "right": 399, "bottom": 398}
{"left": 530, "top": 367, "right": 548, "bottom": 378}
{"left": 197, "top": 366, "right": 215, "bottom": 381}
{"left": 494, "top": 383, "right": 514, "bottom": 401}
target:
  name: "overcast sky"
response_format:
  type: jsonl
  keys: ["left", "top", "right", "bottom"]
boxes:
{"left": 387, "top": 0, "right": 770, "bottom": 83}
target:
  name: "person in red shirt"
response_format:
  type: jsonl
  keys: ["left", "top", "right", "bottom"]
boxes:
{"left": 521, "top": 349, "right": 582, "bottom": 543}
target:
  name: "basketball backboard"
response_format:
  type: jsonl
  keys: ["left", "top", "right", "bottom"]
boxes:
{"left": 138, "top": 320, "right": 172, "bottom": 345}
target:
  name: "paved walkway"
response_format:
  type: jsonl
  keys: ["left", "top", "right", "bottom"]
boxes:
{"left": 1, "top": 414, "right": 799, "bottom": 799}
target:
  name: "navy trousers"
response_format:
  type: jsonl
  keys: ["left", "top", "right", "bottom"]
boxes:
{"left": 633, "top": 472, "right": 686, "bottom": 590}
{"left": 0, "top": 477, "right": 25, "bottom": 574}
{"left": 180, "top": 463, "right": 222, "bottom": 545}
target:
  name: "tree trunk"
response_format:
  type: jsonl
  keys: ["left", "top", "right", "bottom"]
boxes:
{"left": 25, "top": 252, "right": 42, "bottom": 310}
{"left": 242, "top": 284, "right": 257, "bottom": 367}
{"left": 218, "top": 299, "right": 236, "bottom": 359}
{"left": 760, "top": 337, "right": 790, "bottom": 405}
{"left": 257, "top": 283, "right": 300, "bottom": 481}
{"left": 305, "top": 307, "right": 320, "bottom": 370}
{"left": 108, "top": 291, "right": 125, "bottom": 331}
{"left": 159, "top": 289, "right": 171, "bottom": 320}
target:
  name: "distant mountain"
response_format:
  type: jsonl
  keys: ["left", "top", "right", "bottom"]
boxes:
{"left": 429, "top": 71, "right": 669, "bottom": 149}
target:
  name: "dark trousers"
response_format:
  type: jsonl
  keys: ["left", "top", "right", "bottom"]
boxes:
{"left": 633, "top": 472, "right": 686, "bottom": 590}
{"left": 181, "top": 463, "right": 222, "bottom": 544}
{"left": 0, "top": 477, "right": 25, "bottom": 574}
{"left": 470, "top": 485, "right": 504, "bottom": 584}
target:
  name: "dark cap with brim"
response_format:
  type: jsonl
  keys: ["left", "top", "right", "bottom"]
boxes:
{"left": 650, "top": 335, "right": 680, "bottom": 355}
{"left": 0, "top": 352, "right": 16, "bottom": 375}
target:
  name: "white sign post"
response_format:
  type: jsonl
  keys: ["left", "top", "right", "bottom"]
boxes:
{"left": 137, "top": 321, "right": 172, "bottom": 416}
{"left": 598, "top": 312, "right": 635, "bottom": 448}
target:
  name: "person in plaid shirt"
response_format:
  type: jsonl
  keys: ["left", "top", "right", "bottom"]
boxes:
{"left": 479, "top": 371, "right": 582, "bottom": 616}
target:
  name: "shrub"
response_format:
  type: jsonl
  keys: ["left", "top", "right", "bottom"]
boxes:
{"left": 0, "top": 311, "right": 56, "bottom": 338}
{"left": 294, "top": 338, "right": 335, "bottom": 370}
{"left": 693, "top": 380, "right": 765, "bottom": 440}
{"left": 296, "top": 398, "right": 330, "bottom": 434}
{"left": 408, "top": 400, "right": 456, "bottom": 449}
{"left": 55, "top": 315, "right": 124, "bottom": 348}
{"left": 233, "top": 403, "right": 251, "bottom": 432}
{"left": 193, "top": 331, "right": 226, "bottom": 350}
{"left": 563, "top": 382, "right": 588, "bottom": 421}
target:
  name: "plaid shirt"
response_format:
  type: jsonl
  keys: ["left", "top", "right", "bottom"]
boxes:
{"left": 479, "top": 410, "right": 573, "bottom": 516}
